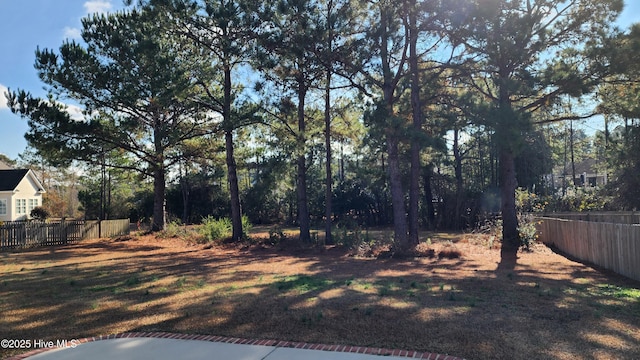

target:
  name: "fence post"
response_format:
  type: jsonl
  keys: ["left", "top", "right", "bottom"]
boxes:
{"left": 21, "top": 222, "right": 26, "bottom": 247}
{"left": 63, "top": 218, "right": 67, "bottom": 244}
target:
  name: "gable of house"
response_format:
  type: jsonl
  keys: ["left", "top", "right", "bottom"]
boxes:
{"left": 0, "top": 170, "right": 46, "bottom": 221}
{"left": 0, "top": 169, "right": 30, "bottom": 192}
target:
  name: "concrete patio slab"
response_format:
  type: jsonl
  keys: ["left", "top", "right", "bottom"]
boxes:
{"left": 6, "top": 333, "right": 466, "bottom": 360}
{"left": 23, "top": 338, "right": 276, "bottom": 360}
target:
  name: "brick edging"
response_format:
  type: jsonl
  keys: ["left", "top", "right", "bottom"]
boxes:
{"left": 5, "top": 332, "right": 466, "bottom": 360}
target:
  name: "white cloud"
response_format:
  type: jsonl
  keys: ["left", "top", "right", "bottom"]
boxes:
{"left": 0, "top": 85, "right": 85, "bottom": 121}
{"left": 63, "top": 104, "right": 86, "bottom": 121}
{"left": 0, "top": 84, "right": 9, "bottom": 110}
{"left": 84, "top": 0, "right": 113, "bottom": 14}
{"left": 46, "top": 100, "right": 87, "bottom": 121}
{"left": 63, "top": 26, "right": 82, "bottom": 40}
{"left": 62, "top": 1, "right": 114, "bottom": 40}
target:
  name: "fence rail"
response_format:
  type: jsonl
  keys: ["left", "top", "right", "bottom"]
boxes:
{"left": 537, "top": 217, "right": 640, "bottom": 282}
{"left": 84, "top": 220, "right": 131, "bottom": 239}
{"left": 0, "top": 219, "right": 130, "bottom": 250}
{"left": 540, "top": 211, "right": 640, "bottom": 225}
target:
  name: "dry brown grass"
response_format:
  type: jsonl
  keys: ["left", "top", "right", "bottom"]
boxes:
{"left": 1, "top": 230, "right": 639, "bottom": 360}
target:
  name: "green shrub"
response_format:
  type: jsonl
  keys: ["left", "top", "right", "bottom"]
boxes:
{"left": 200, "top": 216, "right": 232, "bottom": 242}
{"left": 241, "top": 215, "right": 252, "bottom": 238}
{"left": 30, "top": 207, "right": 50, "bottom": 221}
{"left": 332, "top": 224, "right": 372, "bottom": 249}
{"left": 159, "top": 220, "right": 189, "bottom": 238}
{"left": 268, "top": 227, "right": 287, "bottom": 245}
{"left": 332, "top": 224, "right": 356, "bottom": 248}
{"left": 513, "top": 188, "right": 544, "bottom": 249}
{"left": 516, "top": 188, "right": 546, "bottom": 213}
{"left": 517, "top": 213, "right": 540, "bottom": 250}
{"left": 200, "top": 215, "right": 253, "bottom": 242}
{"left": 478, "top": 214, "right": 540, "bottom": 251}
{"left": 516, "top": 186, "right": 615, "bottom": 213}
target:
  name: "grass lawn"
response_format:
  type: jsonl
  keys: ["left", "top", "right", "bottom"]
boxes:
{"left": 1, "top": 229, "right": 639, "bottom": 360}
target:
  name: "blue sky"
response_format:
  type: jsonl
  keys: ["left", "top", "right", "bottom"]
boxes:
{"left": 1, "top": 1, "right": 639, "bottom": 161}
{"left": 0, "top": 0, "right": 127, "bottom": 160}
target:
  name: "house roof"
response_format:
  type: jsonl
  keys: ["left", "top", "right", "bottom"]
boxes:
{"left": 0, "top": 169, "right": 44, "bottom": 192}
{"left": 553, "top": 158, "right": 602, "bottom": 177}
{"left": 572, "top": 158, "right": 600, "bottom": 175}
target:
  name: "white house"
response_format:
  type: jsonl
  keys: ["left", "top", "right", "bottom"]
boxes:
{"left": 0, "top": 169, "right": 46, "bottom": 222}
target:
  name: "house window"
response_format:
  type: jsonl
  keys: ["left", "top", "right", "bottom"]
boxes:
{"left": 0, "top": 199, "right": 6, "bottom": 215}
{"left": 28, "top": 198, "right": 39, "bottom": 212}
{"left": 16, "top": 199, "right": 27, "bottom": 215}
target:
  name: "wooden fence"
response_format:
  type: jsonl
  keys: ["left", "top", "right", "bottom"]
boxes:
{"left": 84, "top": 220, "right": 131, "bottom": 239}
{"left": 540, "top": 211, "right": 640, "bottom": 225}
{"left": 0, "top": 219, "right": 130, "bottom": 250}
{"left": 536, "top": 217, "right": 640, "bottom": 282}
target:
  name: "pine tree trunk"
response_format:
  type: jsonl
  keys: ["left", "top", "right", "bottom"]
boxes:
{"left": 151, "top": 166, "right": 166, "bottom": 232}
{"left": 422, "top": 165, "right": 435, "bottom": 230}
{"left": 223, "top": 61, "right": 243, "bottom": 242}
{"left": 324, "top": 0, "right": 334, "bottom": 244}
{"left": 297, "top": 78, "right": 311, "bottom": 243}
{"left": 570, "top": 120, "right": 578, "bottom": 186}
{"left": 379, "top": 4, "right": 408, "bottom": 252}
{"left": 151, "top": 122, "right": 166, "bottom": 232}
{"left": 500, "top": 149, "right": 519, "bottom": 250}
{"left": 324, "top": 70, "right": 333, "bottom": 245}
{"left": 408, "top": 0, "right": 421, "bottom": 246}
{"left": 497, "top": 75, "right": 519, "bottom": 257}
{"left": 226, "top": 130, "right": 243, "bottom": 241}
{"left": 387, "top": 134, "right": 409, "bottom": 250}
{"left": 453, "top": 127, "right": 464, "bottom": 230}
{"left": 181, "top": 167, "right": 189, "bottom": 224}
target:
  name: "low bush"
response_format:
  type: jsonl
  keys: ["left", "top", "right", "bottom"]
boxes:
{"left": 474, "top": 213, "right": 540, "bottom": 251}
{"left": 200, "top": 215, "right": 253, "bottom": 242}
{"left": 200, "top": 216, "right": 232, "bottom": 242}
{"left": 158, "top": 220, "right": 191, "bottom": 239}
{"left": 30, "top": 207, "right": 50, "bottom": 221}
{"left": 517, "top": 213, "right": 541, "bottom": 250}
{"left": 268, "top": 227, "right": 288, "bottom": 246}
{"left": 241, "top": 215, "right": 253, "bottom": 238}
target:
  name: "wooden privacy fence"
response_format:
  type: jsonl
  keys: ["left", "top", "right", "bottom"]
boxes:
{"left": 537, "top": 217, "right": 640, "bottom": 282}
{"left": 83, "top": 220, "right": 131, "bottom": 240}
{"left": 540, "top": 211, "right": 640, "bottom": 225}
{"left": 0, "top": 219, "right": 130, "bottom": 250}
